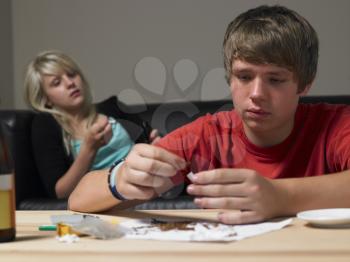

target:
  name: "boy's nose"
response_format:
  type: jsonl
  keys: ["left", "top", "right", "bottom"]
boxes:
{"left": 249, "top": 78, "right": 266, "bottom": 101}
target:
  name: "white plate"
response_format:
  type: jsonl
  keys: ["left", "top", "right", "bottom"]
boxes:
{"left": 297, "top": 208, "right": 350, "bottom": 227}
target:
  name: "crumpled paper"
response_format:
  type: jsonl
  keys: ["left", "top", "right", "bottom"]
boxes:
{"left": 121, "top": 218, "right": 292, "bottom": 242}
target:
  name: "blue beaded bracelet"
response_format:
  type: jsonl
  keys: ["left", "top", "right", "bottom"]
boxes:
{"left": 107, "top": 159, "right": 127, "bottom": 201}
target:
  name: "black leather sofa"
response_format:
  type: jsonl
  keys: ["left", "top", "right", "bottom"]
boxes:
{"left": 1, "top": 95, "right": 349, "bottom": 210}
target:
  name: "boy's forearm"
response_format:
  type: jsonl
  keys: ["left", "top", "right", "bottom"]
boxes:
{"left": 68, "top": 169, "right": 124, "bottom": 212}
{"left": 55, "top": 148, "right": 96, "bottom": 198}
{"left": 274, "top": 170, "right": 350, "bottom": 216}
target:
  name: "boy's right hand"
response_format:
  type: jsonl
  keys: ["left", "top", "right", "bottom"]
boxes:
{"left": 116, "top": 144, "right": 187, "bottom": 200}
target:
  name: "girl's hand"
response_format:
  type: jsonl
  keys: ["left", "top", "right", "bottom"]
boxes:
{"left": 83, "top": 115, "right": 112, "bottom": 151}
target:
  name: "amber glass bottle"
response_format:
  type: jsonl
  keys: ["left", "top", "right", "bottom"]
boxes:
{"left": 0, "top": 125, "right": 15, "bottom": 242}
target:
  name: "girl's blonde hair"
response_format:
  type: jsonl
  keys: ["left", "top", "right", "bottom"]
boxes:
{"left": 24, "top": 50, "right": 97, "bottom": 153}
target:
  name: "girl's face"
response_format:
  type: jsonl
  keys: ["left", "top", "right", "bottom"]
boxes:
{"left": 42, "top": 71, "right": 85, "bottom": 114}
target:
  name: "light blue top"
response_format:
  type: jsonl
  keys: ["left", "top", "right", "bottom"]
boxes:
{"left": 70, "top": 117, "right": 133, "bottom": 170}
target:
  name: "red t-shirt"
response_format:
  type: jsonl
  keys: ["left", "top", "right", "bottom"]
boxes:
{"left": 156, "top": 103, "right": 350, "bottom": 185}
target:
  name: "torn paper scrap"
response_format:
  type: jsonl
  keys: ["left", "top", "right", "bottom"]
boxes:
{"left": 120, "top": 218, "right": 292, "bottom": 242}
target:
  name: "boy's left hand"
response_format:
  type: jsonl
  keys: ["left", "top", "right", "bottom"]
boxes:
{"left": 186, "top": 168, "right": 285, "bottom": 224}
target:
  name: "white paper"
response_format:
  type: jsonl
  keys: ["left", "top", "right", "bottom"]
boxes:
{"left": 121, "top": 218, "right": 292, "bottom": 242}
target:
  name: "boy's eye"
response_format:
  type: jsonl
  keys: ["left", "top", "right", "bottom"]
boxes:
{"left": 269, "top": 78, "right": 286, "bottom": 84}
{"left": 236, "top": 74, "right": 252, "bottom": 82}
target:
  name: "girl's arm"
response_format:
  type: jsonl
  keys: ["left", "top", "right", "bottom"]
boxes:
{"left": 32, "top": 113, "right": 111, "bottom": 199}
{"left": 55, "top": 114, "right": 112, "bottom": 198}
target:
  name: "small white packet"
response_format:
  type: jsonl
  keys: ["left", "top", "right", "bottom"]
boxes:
{"left": 186, "top": 172, "right": 196, "bottom": 182}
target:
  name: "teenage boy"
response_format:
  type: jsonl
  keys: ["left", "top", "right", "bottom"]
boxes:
{"left": 69, "top": 5, "right": 350, "bottom": 224}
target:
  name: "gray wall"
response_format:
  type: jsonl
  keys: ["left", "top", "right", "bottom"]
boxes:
{"left": 9, "top": 0, "right": 350, "bottom": 109}
{"left": 0, "top": 0, "right": 13, "bottom": 109}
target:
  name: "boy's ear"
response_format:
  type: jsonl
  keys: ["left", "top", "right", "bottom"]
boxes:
{"left": 299, "top": 83, "right": 312, "bottom": 96}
